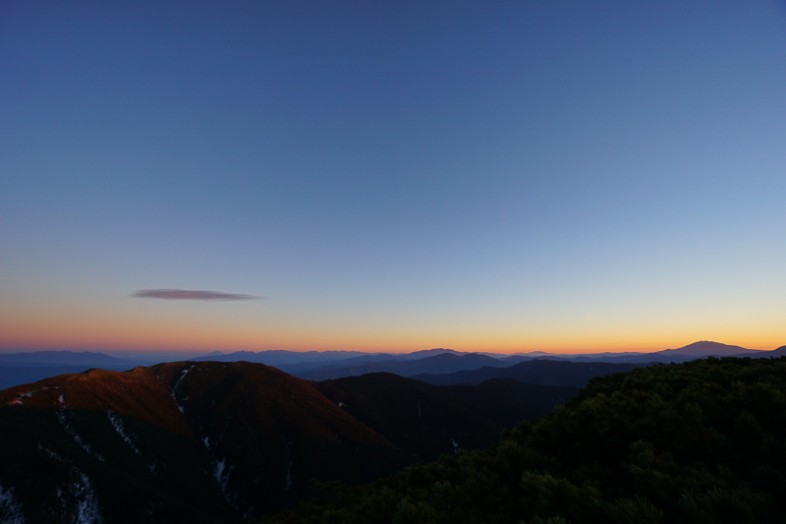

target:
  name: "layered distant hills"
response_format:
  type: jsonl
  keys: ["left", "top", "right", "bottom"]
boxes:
{"left": 1, "top": 341, "right": 783, "bottom": 390}
{"left": 194, "top": 340, "right": 781, "bottom": 378}
{"left": 0, "top": 351, "right": 148, "bottom": 390}
{"left": 413, "top": 359, "right": 644, "bottom": 387}
{"left": 0, "top": 361, "right": 575, "bottom": 522}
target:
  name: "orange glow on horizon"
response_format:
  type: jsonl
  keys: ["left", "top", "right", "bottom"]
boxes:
{"left": 1, "top": 320, "right": 782, "bottom": 355}
{"left": 1, "top": 297, "right": 783, "bottom": 355}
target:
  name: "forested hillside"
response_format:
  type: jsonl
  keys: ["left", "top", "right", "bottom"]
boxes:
{"left": 265, "top": 358, "right": 786, "bottom": 523}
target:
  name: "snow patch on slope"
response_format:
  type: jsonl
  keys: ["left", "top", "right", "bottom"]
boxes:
{"left": 37, "top": 444, "right": 65, "bottom": 463}
{"left": 6, "top": 387, "right": 49, "bottom": 406}
{"left": 0, "top": 485, "right": 25, "bottom": 524}
{"left": 171, "top": 365, "right": 194, "bottom": 413}
{"left": 214, "top": 459, "right": 232, "bottom": 492}
{"left": 72, "top": 470, "right": 103, "bottom": 524}
{"left": 200, "top": 435, "right": 236, "bottom": 504}
{"left": 56, "top": 468, "right": 103, "bottom": 524}
{"left": 106, "top": 411, "right": 141, "bottom": 456}
{"left": 56, "top": 411, "right": 105, "bottom": 462}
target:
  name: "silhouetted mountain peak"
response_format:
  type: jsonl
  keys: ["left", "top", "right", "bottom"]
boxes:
{"left": 404, "top": 348, "right": 461, "bottom": 359}
{"left": 658, "top": 340, "right": 752, "bottom": 357}
{"left": 770, "top": 345, "right": 786, "bottom": 356}
{"left": 425, "top": 352, "right": 462, "bottom": 361}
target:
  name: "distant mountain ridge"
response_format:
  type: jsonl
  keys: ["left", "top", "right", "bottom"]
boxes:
{"left": 770, "top": 345, "right": 786, "bottom": 356}
{"left": 2, "top": 341, "right": 784, "bottom": 390}
{"left": 0, "top": 351, "right": 134, "bottom": 366}
{"left": 299, "top": 352, "right": 508, "bottom": 381}
{"left": 654, "top": 340, "right": 761, "bottom": 357}
{"left": 192, "top": 349, "right": 372, "bottom": 365}
{"left": 0, "top": 351, "right": 147, "bottom": 390}
{"left": 415, "top": 359, "right": 644, "bottom": 387}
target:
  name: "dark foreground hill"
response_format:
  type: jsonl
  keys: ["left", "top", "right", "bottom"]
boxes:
{"left": 266, "top": 357, "right": 786, "bottom": 524}
{"left": 0, "top": 362, "right": 407, "bottom": 523}
{"left": 317, "top": 373, "right": 577, "bottom": 461}
{"left": 0, "top": 362, "right": 571, "bottom": 522}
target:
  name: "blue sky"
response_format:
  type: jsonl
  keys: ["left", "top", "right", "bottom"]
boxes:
{"left": 2, "top": 1, "right": 785, "bottom": 353}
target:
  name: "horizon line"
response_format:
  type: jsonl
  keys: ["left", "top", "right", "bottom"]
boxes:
{"left": 0, "top": 339, "right": 782, "bottom": 357}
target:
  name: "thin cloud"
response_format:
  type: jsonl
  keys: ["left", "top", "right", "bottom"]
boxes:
{"left": 131, "top": 289, "right": 261, "bottom": 301}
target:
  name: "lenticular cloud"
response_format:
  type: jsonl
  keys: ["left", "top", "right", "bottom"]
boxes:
{"left": 131, "top": 289, "right": 259, "bottom": 301}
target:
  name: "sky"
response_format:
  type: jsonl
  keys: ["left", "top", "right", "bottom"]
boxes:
{"left": 2, "top": 0, "right": 786, "bottom": 355}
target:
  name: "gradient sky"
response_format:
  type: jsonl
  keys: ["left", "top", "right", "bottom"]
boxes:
{"left": 2, "top": 1, "right": 786, "bottom": 355}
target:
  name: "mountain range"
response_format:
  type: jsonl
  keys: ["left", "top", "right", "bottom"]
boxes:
{"left": 3, "top": 342, "right": 784, "bottom": 522}
{"left": 0, "top": 351, "right": 148, "bottom": 390}
{"left": 0, "top": 361, "right": 575, "bottom": 522}
{"left": 1, "top": 341, "right": 782, "bottom": 391}
{"left": 196, "top": 341, "right": 781, "bottom": 375}
{"left": 414, "top": 359, "right": 645, "bottom": 387}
